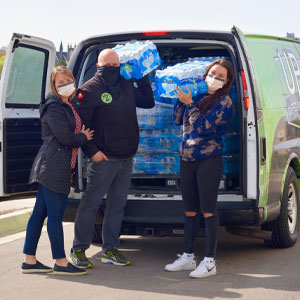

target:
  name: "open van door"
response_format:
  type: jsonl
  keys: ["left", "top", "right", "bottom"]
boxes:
{"left": 231, "top": 26, "right": 259, "bottom": 200}
{"left": 0, "top": 33, "right": 56, "bottom": 197}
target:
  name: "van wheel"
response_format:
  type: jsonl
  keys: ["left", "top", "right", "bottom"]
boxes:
{"left": 92, "top": 224, "right": 103, "bottom": 244}
{"left": 263, "top": 167, "right": 299, "bottom": 248}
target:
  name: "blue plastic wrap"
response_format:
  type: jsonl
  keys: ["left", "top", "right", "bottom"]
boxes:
{"left": 222, "top": 154, "right": 239, "bottom": 175}
{"left": 113, "top": 41, "right": 161, "bottom": 79}
{"left": 155, "top": 60, "right": 212, "bottom": 98}
{"left": 222, "top": 133, "right": 240, "bottom": 155}
{"left": 133, "top": 153, "right": 180, "bottom": 175}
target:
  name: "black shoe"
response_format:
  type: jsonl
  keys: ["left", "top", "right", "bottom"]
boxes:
{"left": 21, "top": 261, "right": 53, "bottom": 274}
{"left": 53, "top": 263, "right": 88, "bottom": 276}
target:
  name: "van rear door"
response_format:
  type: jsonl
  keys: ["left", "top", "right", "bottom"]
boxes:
{"left": 0, "top": 33, "right": 56, "bottom": 197}
{"left": 232, "top": 26, "right": 259, "bottom": 200}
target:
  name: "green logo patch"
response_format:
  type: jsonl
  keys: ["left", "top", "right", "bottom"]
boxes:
{"left": 101, "top": 93, "right": 112, "bottom": 104}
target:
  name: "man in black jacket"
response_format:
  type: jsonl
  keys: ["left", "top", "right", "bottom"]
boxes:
{"left": 70, "top": 49, "right": 155, "bottom": 267}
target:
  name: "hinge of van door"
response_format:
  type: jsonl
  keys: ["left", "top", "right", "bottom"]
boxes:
{"left": 12, "top": 39, "right": 20, "bottom": 53}
{"left": 260, "top": 137, "right": 266, "bottom": 165}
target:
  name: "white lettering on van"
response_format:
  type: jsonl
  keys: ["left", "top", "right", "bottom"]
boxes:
{"left": 276, "top": 49, "right": 296, "bottom": 95}
{"left": 287, "top": 52, "right": 300, "bottom": 97}
{"left": 286, "top": 100, "right": 300, "bottom": 122}
{"left": 275, "top": 49, "right": 300, "bottom": 128}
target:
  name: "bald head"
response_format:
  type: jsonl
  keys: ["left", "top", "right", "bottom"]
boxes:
{"left": 97, "top": 49, "right": 120, "bottom": 67}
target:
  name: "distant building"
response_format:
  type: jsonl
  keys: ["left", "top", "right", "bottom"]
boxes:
{"left": 286, "top": 32, "right": 300, "bottom": 41}
{"left": 56, "top": 41, "right": 76, "bottom": 63}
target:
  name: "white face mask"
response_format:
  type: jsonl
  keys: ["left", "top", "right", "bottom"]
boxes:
{"left": 57, "top": 82, "right": 75, "bottom": 97}
{"left": 205, "top": 74, "right": 225, "bottom": 91}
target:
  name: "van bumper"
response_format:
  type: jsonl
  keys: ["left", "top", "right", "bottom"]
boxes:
{"left": 63, "top": 195, "right": 263, "bottom": 235}
{"left": 122, "top": 198, "right": 262, "bottom": 226}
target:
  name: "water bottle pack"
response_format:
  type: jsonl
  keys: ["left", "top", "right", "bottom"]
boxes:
{"left": 158, "top": 154, "right": 180, "bottom": 174}
{"left": 155, "top": 60, "right": 212, "bottom": 98}
{"left": 133, "top": 154, "right": 153, "bottom": 174}
{"left": 113, "top": 41, "right": 161, "bottom": 80}
{"left": 188, "top": 56, "right": 230, "bottom": 62}
{"left": 136, "top": 102, "right": 175, "bottom": 130}
{"left": 222, "top": 154, "right": 239, "bottom": 175}
{"left": 226, "top": 83, "right": 240, "bottom": 133}
{"left": 138, "top": 129, "right": 181, "bottom": 153}
{"left": 133, "top": 153, "right": 180, "bottom": 175}
{"left": 222, "top": 132, "right": 240, "bottom": 155}
{"left": 229, "top": 83, "right": 238, "bottom": 101}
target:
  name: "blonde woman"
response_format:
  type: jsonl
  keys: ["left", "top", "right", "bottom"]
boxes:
{"left": 22, "top": 66, "right": 93, "bottom": 276}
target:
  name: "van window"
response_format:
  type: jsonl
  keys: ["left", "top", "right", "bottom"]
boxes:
{"left": 5, "top": 45, "right": 47, "bottom": 108}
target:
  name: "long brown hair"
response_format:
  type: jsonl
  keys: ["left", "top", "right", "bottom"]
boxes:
{"left": 49, "top": 66, "right": 76, "bottom": 100}
{"left": 196, "top": 59, "right": 235, "bottom": 113}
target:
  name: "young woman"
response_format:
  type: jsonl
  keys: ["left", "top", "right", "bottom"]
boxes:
{"left": 165, "top": 59, "right": 235, "bottom": 278}
{"left": 22, "top": 66, "right": 93, "bottom": 276}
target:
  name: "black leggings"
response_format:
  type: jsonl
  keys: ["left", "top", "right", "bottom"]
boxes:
{"left": 180, "top": 155, "right": 223, "bottom": 257}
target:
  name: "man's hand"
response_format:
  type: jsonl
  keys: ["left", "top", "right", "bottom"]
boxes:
{"left": 91, "top": 151, "right": 109, "bottom": 162}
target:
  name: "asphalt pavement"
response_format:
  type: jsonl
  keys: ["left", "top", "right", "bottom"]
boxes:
{"left": 1, "top": 196, "right": 300, "bottom": 300}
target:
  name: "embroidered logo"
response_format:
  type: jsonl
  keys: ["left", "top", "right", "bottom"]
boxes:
{"left": 101, "top": 93, "right": 112, "bottom": 104}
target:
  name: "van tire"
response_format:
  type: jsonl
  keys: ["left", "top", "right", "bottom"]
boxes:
{"left": 263, "top": 167, "right": 299, "bottom": 248}
{"left": 92, "top": 224, "right": 103, "bottom": 244}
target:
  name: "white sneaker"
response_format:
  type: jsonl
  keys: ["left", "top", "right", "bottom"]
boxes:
{"left": 165, "top": 253, "right": 196, "bottom": 272}
{"left": 189, "top": 259, "right": 217, "bottom": 278}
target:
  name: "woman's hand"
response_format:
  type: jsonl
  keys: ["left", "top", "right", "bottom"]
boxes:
{"left": 81, "top": 124, "right": 94, "bottom": 141}
{"left": 174, "top": 87, "right": 193, "bottom": 105}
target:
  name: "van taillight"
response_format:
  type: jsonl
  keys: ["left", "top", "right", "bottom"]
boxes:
{"left": 141, "top": 31, "right": 169, "bottom": 36}
{"left": 240, "top": 71, "right": 250, "bottom": 111}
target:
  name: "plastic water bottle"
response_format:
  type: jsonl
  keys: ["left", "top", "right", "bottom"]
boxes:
{"left": 158, "top": 155, "right": 180, "bottom": 174}
{"left": 113, "top": 41, "right": 161, "bottom": 79}
{"left": 136, "top": 103, "right": 175, "bottom": 130}
{"left": 155, "top": 60, "right": 212, "bottom": 98}
{"left": 229, "top": 83, "right": 238, "bottom": 101}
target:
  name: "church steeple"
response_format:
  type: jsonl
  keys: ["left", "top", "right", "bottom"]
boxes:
{"left": 59, "top": 41, "right": 63, "bottom": 60}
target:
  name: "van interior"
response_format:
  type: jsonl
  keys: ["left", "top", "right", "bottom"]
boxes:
{"left": 75, "top": 41, "right": 242, "bottom": 196}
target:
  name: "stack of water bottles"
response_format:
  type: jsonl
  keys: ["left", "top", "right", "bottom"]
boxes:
{"left": 222, "top": 82, "right": 240, "bottom": 177}
{"left": 134, "top": 58, "right": 212, "bottom": 175}
{"left": 133, "top": 114, "right": 182, "bottom": 175}
{"left": 113, "top": 41, "right": 161, "bottom": 79}
{"left": 155, "top": 60, "right": 211, "bottom": 98}
{"left": 127, "top": 48, "right": 240, "bottom": 177}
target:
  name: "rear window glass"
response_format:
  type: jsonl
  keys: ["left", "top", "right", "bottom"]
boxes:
{"left": 5, "top": 45, "right": 46, "bottom": 107}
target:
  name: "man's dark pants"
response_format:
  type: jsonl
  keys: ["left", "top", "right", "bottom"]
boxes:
{"left": 73, "top": 157, "right": 133, "bottom": 252}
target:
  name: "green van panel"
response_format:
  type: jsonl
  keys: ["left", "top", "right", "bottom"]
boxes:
{"left": 245, "top": 35, "right": 300, "bottom": 220}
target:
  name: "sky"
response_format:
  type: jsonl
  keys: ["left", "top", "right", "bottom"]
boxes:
{"left": 1, "top": 0, "right": 299, "bottom": 50}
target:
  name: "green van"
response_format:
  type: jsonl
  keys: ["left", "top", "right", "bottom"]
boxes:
{"left": 0, "top": 26, "right": 299, "bottom": 248}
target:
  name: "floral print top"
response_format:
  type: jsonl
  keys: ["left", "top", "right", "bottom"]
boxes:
{"left": 174, "top": 94, "right": 234, "bottom": 161}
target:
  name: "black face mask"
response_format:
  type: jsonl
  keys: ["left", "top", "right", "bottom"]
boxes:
{"left": 98, "top": 66, "right": 121, "bottom": 98}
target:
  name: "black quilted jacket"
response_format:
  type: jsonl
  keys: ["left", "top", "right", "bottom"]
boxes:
{"left": 29, "top": 96, "right": 87, "bottom": 195}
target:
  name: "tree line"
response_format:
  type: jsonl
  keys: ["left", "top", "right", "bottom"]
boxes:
{"left": 0, "top": 51, "right": 5, "bottom": 77}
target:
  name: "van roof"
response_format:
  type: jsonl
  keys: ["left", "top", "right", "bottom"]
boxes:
{"left": 79, "top": 30, "right": 235, "bottom": 47}
{"left": 245, "top": 33, "right": 300, "bottom": 44}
